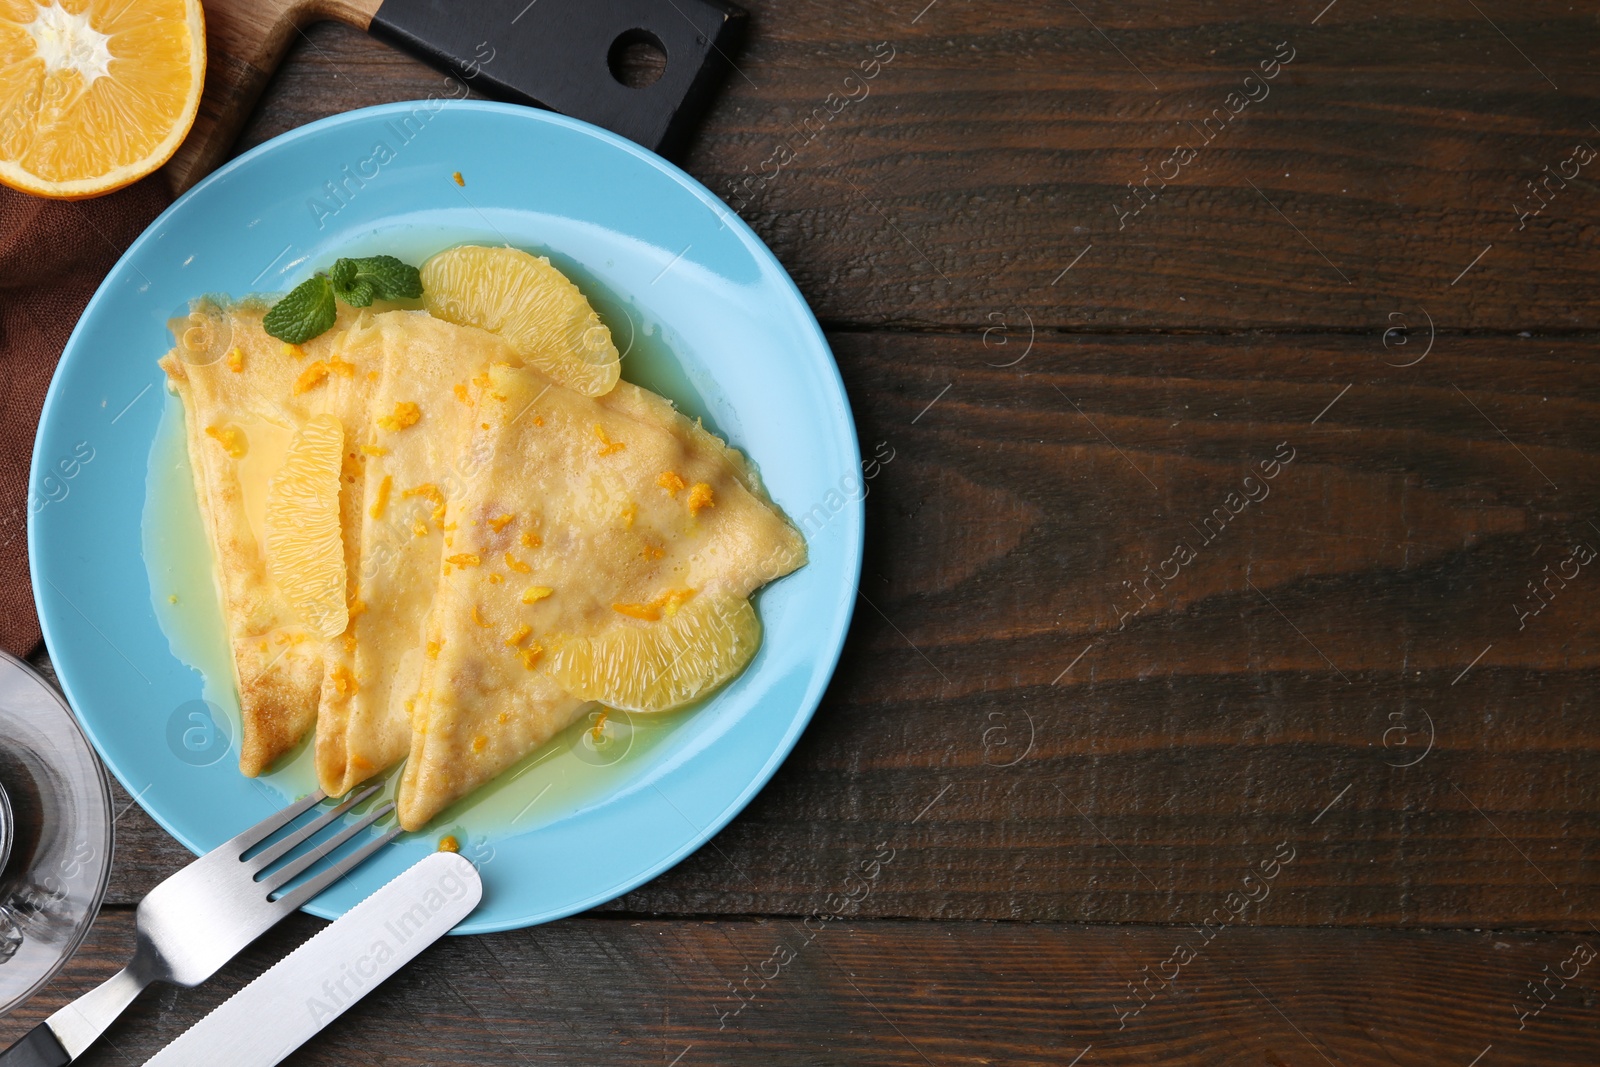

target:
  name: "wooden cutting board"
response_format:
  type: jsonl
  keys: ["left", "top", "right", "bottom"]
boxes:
{"left": 162, "top": 0, "right": 384, "bottom": 194}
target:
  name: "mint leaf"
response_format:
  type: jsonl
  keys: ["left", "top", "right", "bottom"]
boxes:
{"left": 263, "top": 276, "right": 337, "bottom": 344}
{"left": 331, "top": 255, "right": 422, "bottom": 304}
{"left": 340, "top": 279, "right": 378, "bottom": 308}
{"left": 327, "top": 258, "right": 356, "bottom": 290}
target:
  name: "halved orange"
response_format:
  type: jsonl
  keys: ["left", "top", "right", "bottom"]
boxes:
{"left": 0, "top": 0, "right": 205, "bottom": 199}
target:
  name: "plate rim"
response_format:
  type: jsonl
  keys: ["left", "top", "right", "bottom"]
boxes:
{"left": 29, "top": 99, "right": 864, "bottom": 932}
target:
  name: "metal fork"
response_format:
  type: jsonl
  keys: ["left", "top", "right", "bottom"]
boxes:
{"left": 0, "top": 785, "right": 400, "bottom": 1067}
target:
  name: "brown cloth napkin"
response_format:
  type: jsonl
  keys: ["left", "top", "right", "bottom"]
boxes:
{"left": 0, "top": 180, "right": 172, "bottom": 657}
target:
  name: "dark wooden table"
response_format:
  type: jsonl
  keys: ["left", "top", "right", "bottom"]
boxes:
{"left": 7, "top": 2, "right": 1600, "bottom": 1063}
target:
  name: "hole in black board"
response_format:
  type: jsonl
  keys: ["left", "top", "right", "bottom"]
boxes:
{"left": 608, "top": 28, "right": 668, "bottom": 89}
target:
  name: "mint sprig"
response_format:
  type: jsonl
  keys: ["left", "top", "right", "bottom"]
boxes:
{"left": 329, "top": 255, "right": 423, "bottom": 308}
{"left": 262, "top": 255, "right": 424, "bottom": 344}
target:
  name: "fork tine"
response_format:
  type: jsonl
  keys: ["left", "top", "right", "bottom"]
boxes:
{"left": 223, "top": 789, "right": 327, "bottom": 854}
{"left": 248, "top": 783, "right": 384, "bottom": 870}
{"left": 274, "top": 822, "right": 404, "bottom": 911}
{"left": 262, "top": 801, "right": 396, "bottom": 894}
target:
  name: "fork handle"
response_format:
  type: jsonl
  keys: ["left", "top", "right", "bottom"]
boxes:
{"left": 0, "top": 1024, "right": 69, "bottom": 1067}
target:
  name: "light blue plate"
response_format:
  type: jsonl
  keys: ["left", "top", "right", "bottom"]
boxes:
{"left": 28, "top": 102, "right": 861, "bottom": 933}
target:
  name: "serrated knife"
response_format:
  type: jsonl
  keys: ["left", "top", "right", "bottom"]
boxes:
{"left": 141, "top": 852, "right": 481, "bottom": 1067}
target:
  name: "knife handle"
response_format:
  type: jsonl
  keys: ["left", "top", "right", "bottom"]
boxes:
{"left": 161, "top": 0, "right": 385, "bottom": 196}
{"left": 367, "top": 0, "right": 746, "bottom": 158}
{"left": 0, "top": 1025, "right": 70, "bottom": 1067}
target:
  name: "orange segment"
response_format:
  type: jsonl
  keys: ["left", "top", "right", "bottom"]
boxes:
{"left": 0, "top": 0, "right": 204, "bottom": 199}
{"left": 420, "top": 245, "right": 620, "bottom": 396}
{"left": 264, "top": 414, "right": 348, "bottom": 640}
{"left": 546, "top": 595, "right": 760, "bottom": 713}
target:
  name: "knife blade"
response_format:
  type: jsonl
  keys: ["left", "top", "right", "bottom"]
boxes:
{"left": 142, "top": 852, "right": 481, "bottom": 1067}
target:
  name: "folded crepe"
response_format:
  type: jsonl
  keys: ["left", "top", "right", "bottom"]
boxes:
{"left": 158, "top": 303, "right": 379, "bottom": 775}
{"left": 397, "top": 362, "right": 805, "bottom": 829}
{"left": 314, "top": 311, "right": 519, "bottom": 797}
{"left": 162, "top": 293, "right": 806, "bottom": 829}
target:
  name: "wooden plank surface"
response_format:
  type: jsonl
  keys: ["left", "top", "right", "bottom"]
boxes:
{"left": 232, "top": 7, "right": 1600, "bottom": 332}
{"left": 95, "top": 331, "right": 1600, "bottom": 927}
{"left": 3, "top": 909, "right": 1597, "bottom": 1066}
{"left": 15, "top": 5, "right": 1600, "bottom": 1065}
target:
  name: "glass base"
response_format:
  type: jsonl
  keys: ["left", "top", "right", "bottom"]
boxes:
{"left": 0, "top": 651, "right": 113, "bottom": 1016}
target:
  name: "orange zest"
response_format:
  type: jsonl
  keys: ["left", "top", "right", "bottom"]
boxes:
{"left": 331, "top": 665, "right": 358, "bottom": 696}
{"left": 593, "top": 424, "right": 625, "bottom": 456}
{"left": 612, "top": 587, "right": 696, "bottom": 623}
{"left": 402, "top": 482, "right": 447, "bottom": 521}
{"left": 369, "top": 474, "right": 392, "bottom": 520}
{"left": 204, "top": 424, "right": 246, "bottom": 458}
{"left": 292, "top": 361, "right": 330, "bottom": 395}
{"left": 378, "top": 401, "right": 421, "bottom": 431}
{"left": 687, "top": 482, "right": 715, "bottom": 515}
